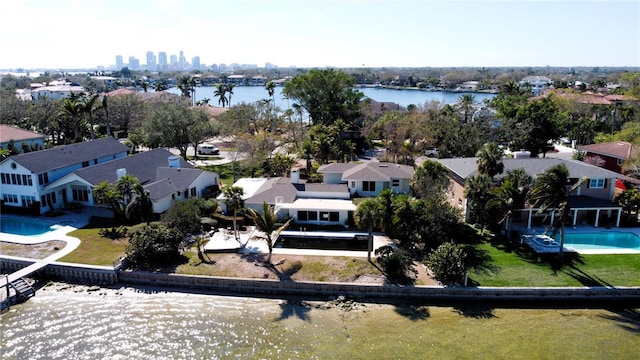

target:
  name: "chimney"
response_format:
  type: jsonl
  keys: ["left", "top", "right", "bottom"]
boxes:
{"left": 116, "top": 168, "right": 126, "bottom": 180}
{"left": 168, "top": 155, "right": 181, "bottom": 168}
{"left": 291, "top": 169, "right": 300, "bottom": 184}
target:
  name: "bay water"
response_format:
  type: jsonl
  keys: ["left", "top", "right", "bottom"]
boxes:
{"left": 1, "top": 283, "right": 638, "bottom": 359}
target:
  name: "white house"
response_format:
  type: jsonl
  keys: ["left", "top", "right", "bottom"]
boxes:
{"left": 0, "top": 137, "right": 129, "bottom": 214}
{"left": 45, "top": 149, "right": 219, "bottom": 214}
{"left": 520, "top": 76, "right": 553, "bottom": 96}
{"left": 318, "top": 162, "right": 414, "bottom": 197}
{"left": 30, "top": 83, "right": 85, "bottom": 101}
{"left": 218, "top": 169, "right": 354, "bottom": 227}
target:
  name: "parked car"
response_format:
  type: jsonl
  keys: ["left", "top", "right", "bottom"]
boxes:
{"left": 197, "top": 144, "right": 220, "bottom": 155}
{"left": 425, "top": 148, "right": 439, "bottom": 157}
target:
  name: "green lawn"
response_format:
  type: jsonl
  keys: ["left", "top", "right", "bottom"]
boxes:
{"left": 470, "top": 241, "right": 640, "bottom": 287}
{"left": 58, "top": 228, "right": 128, "bottom": 266}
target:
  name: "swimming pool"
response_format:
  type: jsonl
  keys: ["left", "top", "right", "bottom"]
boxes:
{"left": 276, "top": 231, "right": 369, "bottom": 251}
{"left": 561, "top": 232, "right": 640, "bottom": 253}
{"left": 0, "top": 216, "right": 57, "bottom": 236}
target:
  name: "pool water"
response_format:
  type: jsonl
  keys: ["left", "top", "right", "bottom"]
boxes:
{"left": 0, "top": 216, "right": 56, "bottom": 236}
{"left": 276, "top": 231, "right": 368, "bottom": 251}
{"left": 561, "top": 232, "right": 640, "bottom": 252}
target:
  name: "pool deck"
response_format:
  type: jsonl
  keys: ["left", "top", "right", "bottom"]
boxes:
{"left": 204, "top": 226, "right": 393, "bottom": 258}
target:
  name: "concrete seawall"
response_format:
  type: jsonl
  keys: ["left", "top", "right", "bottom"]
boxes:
{"left": 2, "top": 256, "right": 639, "bottom": 303}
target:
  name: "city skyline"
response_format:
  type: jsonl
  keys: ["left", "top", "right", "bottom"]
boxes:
{"left": 1, "top": 0, "right": 639, "bottom": 70}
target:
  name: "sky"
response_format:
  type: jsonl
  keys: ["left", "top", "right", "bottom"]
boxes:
{"left": 2, "top": 0, "right": 639, "bottom": 70}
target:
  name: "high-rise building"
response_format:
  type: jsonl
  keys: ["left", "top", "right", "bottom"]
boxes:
{"left": 179, "top": 51, "right": 187, "bottom": 70}
{"left": 128, "top": 56, "right": 140, "bottom": 70}
{"left": 192, "top": 56, "right": 200, "bottom": 70}
{"left": 158, "top": 51, "right": 168, "bottom": 70}
{"left": 146, "top": 51, "right": 157, "bottom": 71}
{"left": 170, "top": 54, "right": 178, "bottom": 67}
{"left": 115, "top": 55, "right": 123, "bottom": 70}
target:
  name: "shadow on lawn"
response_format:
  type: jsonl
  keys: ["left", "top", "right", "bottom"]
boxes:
{"left": 393, "top": 305, "right": 430, "bottom": 321}
{"left": 453, "top": 303, "right": 496, "bottom": 319}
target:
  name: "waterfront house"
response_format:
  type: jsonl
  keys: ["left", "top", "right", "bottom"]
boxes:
{"left": 30, "top": 81, "right": 85, "bottom": 101}
{"left": 0, "top": 125, "right": 46, "bottom": 153}
{"left": 0, "top": 137, "right": 129, "bottom": 214}
{"left": 218, "top": 169, "right": 354, "bottom": 227}
{"left": 436, "top": 157, "right": 623, "bottom": 228}
{"left": 318, "top": 162, "right": 414, "bottom": 197}
{"left": 47, "top": 148, "right": 219, "bottom": 214}
{"left": 520, "top": 76, "right": 553, "bottom": 96}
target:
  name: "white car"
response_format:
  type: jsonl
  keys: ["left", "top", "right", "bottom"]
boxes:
{"left": 425, "top": 148, "right": 438, "bottom": 157}
{"left": 197, "top": 144, "right": 220, "bottom": 155}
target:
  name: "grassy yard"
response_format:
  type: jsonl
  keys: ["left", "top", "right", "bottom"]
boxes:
{"left": 470, "top": 240, "right": 640, "bottom": 287}
{"left": 58, "top": 228, "right": 128, "bottom": 266}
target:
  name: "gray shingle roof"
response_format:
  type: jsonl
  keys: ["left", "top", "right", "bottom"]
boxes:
{"left": 318, "top": 162, "right": 414, "bottom": 181}
{"left": 7, "top": 137, "right": 130, "bottom": 173}
{"left": 74, "top": 148, "right": 193, "bottom": 185}
{"left": 155, "top": 167, "right": 203, "bottom": 191}
{"left": 144, "top": 178, "right": 178, "bottom": 201}
{"left": 245, "top": 177, "right": 349, "bottom": 205}
{"left": 437, "top": 157, "right": 622, "bottom": 180}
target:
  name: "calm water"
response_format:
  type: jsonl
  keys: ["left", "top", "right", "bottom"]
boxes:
{"left": 0, "top": 216, "right": 55, "bottom": 236}
{"left": 169, "top": 86, "right": 495, "bottom": 108}
{"left": 1, "top": 284, "right": 638, "bottom": 359}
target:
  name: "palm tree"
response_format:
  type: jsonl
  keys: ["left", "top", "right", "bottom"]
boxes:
{"left": 299, "top": 139, "right": 314, "bottom": 175}
{"left": 226, "top": 83, "right": 235, "bottom": 107}
{"left": 116, "top": 174, "right": 141, "bottom": 206}
{"left": 125, "top": 183, "right": 154, "bottom": 224}
{"left": 456, "top": 94, "right": 477, "bottom": 123}
{"left": 93, "top": 181, "right": 124, "bottom": 219}
{"left": 489, "top": 168, "right": 532, "bottom": 239}
{"left": 223, "top": 186, "right": 245, "bottom": 245}
{"left": 354, "top": 197, "right": 385, "bottom": 261}
{"left": 81, "top": 93, "right": 100, "bottom": 140}
{"left": 214, "top": 84, "right": 228, "bottom": 107}
{"left": 101, "top": 95, "right": 112, "bottom": 137}
{"left": 528, "top": 164, "right": 585, "bottom": 258}
{"left": 476, "top": 142, "right": 504, "bottom": 178}
{"left": 247, "top": 202, "right": 292, "bottom": 264}
{"left": 176, "top": 75, "right": 196, "bottom": 103}
{"left": 60, "top": 97, "right": 84, "bottom": 143}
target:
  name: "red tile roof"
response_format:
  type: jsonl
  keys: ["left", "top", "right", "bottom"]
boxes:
{"left": 579, "top": 141, "right": 639, "bottom": 160}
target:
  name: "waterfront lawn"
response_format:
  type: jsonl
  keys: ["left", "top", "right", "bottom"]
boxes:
{"left": 59, "top": 227, "right": 128, "bottom": 266}
{"left": 470, "top": 241, "right": 640, "bottom": 287}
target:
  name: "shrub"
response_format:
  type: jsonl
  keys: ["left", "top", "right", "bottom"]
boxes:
{"left": 425, "top": 242, "right": 467, "bottom": 286}
{"left": 125, "top": 224, "right": 183, "bottom": 268}
{"left": 375, "top": 245, "right": 415, "bottom": 281}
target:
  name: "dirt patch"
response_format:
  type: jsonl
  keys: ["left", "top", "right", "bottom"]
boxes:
{"left": 0, "top": 241, "right": 67, "bottom": 259}
{"left": 177, "top": 250, "right": 388, "bottom": 284}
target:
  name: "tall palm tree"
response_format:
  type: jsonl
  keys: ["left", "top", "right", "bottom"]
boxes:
{"left": 299, "top": 139, "right": 314, "bottom": 175}
{"left": 476, "top": 142, "right": 504, "bottom": 178}
{"left": 176, "top": 75, "right": 196, "bottom": 103}
{"left": 101, "top": 95, "right": 112, "bottom": 137}
{"left": 456, "top": 94, "right": 477, "bottom": 123}
{"left": 116, "top": 174, "right": 141, "bottom": 206}
{"left": 354, "top": 197, "right": 385, "bottom": 261}
{"left": 528, "top": 164, "right": 585, "bottom": 258}
{"left": 214, "top": 84, "right": 228, "bottom": 107}
{"left": 247, "top": 202, "right": 292, "bottom": 264}
{"left": 93, "top": 181, "right": 124, "bottom": 219}
{"left": 60, "top": 97, "right": 84, "bottom": 143}
{"left": 226, "top": 83, "right": 235, "bottom": 107}
{"left": 125, "top": 183, "right": 154, "bottom": 224}
{"left": 489, "top": 168, "right": 532, "bottom": 239}
{"left": 223, "top": 186, "right": 245, "bottom": 244}
{"left": 81, "top": 93, "right": 100, "bottom": 140}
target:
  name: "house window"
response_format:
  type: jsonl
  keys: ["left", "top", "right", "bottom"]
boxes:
{"left": 11, "top": 174, "right": 17, "bottom": 184}
{"left": 363, "top": 181, "right": 376, "bottom": 192}
{"left": 72, "top": 188, "right": 89, "bottom": 202}
{"left": 308, "top": 211, "right": 318, "bottom": 221}
{"left": 1, "top": 173, "right": 6, "bottom": 184}
{"left": 22, "top": 175, "right": 30, "bottom": 186}
{"left": 298, "top": 211, "right": 308, "bottom": 221}
{"left": 351, "top": 181, "right": 356, "bottom": 188}
{"left": 320, "top": 211, "right": 329, "bottom": 221}
{"left": 190, "top": 187, "right": 196, "bottom": 197}
{"left": 16, "top": 174, "right": 22, "bottom": 185}
{"left": 589, "top": 179, "right": 605, "bottom": 189}
{"left": 392, "top": 179, "right": 400, "bottom": 187}
{"left": 329, "top": 212, "right": 339, "bottom": 222}
{"left": 38, "top": 173, "right": 49, "bottom": 185}
{"left": 82, "top": 161, "right": 89, "bottom": 168}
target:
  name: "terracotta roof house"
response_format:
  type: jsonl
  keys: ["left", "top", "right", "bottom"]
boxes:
{"left": 0, "top": 125, "right": 46, "bottom": 152}
{"left": 318, "top": 162, "right": 414, "bottom": 197}
{"left": 0, "top": 137, "right": 129, "bottom": 214}
{"left": 579, "top": 141, "right": 639, "bottom": 174}
{"left": 47, "top": 148, "right": 219, "bottom": 214}
{"left": 436, "top": 157, "right": 623, "bottom": 228}
{"left": 218, "top": 169, "right": 353, "bottom": 226}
